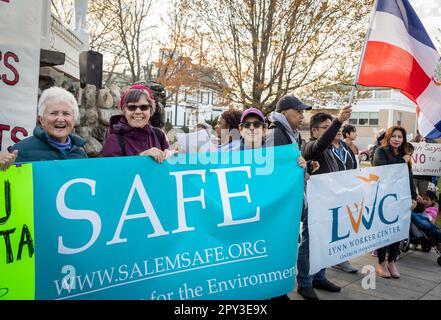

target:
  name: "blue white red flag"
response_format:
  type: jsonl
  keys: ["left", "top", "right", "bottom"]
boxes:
{"left": 358, "top": 0, "right": 441, "bottom": 139}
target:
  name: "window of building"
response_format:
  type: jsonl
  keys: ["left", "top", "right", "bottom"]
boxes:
{"left": 369, "top": 112, "right": 379, "bottom": 125}
{"left": 349, "top": 113, "right": 358, "bottom": 125}
{"left": 201, "top": 92, "right": 210, "bottom": 105}
{"left": 349, "top": 112, "right": 379, "bottom": 126}
{"left": 397, "top": 112, "right": 402, "bottom": 126}
{"left": 186, "top": 92, "right": 196, "bottom": 103}
{"left": 374, "top": 90, "right": 391, "bottom": 99}
{"left": 358, "top": 112, "right": 369, "bottom": 125}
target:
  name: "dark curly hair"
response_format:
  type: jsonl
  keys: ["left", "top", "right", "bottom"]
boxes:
{"left": 221, "top": 109, "right": 242, "bottom": 131}
{"left": 342, "top": 124, "right": 356, "bottom": 138}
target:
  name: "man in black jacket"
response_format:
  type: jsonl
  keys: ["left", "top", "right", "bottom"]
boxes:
{"left": 303, "top": 109, "right": 356, "bottom": 174}
{"left": 266, "top": 95, "right": 316, "bottom": 300}
{"left": 266, "top": 95, "right": 310, "bottom": 150}
{"left": 296, "top": 105, "right": 354, "bottom": 300}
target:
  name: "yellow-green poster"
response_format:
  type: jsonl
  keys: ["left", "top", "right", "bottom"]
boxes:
{"left": 0, "top": 164, "right": 34, "bottom": 300}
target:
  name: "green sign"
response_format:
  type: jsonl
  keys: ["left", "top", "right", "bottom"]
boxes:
{"left": 0, "top": 164, "right": 35, "bottom": 300}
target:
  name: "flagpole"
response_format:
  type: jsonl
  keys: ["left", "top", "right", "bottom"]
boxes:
{"left": 349, "top": 0, "right": 378, "bottom": 105}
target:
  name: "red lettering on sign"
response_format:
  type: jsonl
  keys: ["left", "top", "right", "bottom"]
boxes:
{"left": 0, "top": 51, "right": 19, "bottom": 86}
{"left": 0, "top": 0, "right": 11, "bottom": 3}
{"left": 11, "top": 126, "right": 28, "bottom": 143}
{"left": 0, "top": 124, "right": 28, "bottom": 150}
{"left": 0, "top": 124, "right": 11, "bottom": 150}
{"left": 412, "top": 153, "right": 426, "bottom": 164}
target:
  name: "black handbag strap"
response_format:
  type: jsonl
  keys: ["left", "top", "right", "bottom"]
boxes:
{"left": 117, "top": 134, "right": 126, "bottom": 156}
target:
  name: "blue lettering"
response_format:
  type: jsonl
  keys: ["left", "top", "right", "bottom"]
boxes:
{"left": 330, "top": 207, "right": 350, "bottom": 243}
{"left": 361, "top": 184, "right": 380, "bottom": 230}
{"left": 378, "top": 194, "right": 399, "bottom": 224}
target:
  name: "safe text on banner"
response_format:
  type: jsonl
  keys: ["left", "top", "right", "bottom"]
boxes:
{"left": 28, "top": 145, "right": 303, "bottom": 300}
{"left": 410, "top": 142, "right": 441, "bottom": 176}
{"left": 307, "top": 163, "right": 412, "bottom": 275}
{"left": 0, "top": 0, "right": 43, "bottom": 150}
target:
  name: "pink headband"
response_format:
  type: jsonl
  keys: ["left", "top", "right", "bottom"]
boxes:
{"left": 120, "top": 84, "right": 156, "bottom": 111}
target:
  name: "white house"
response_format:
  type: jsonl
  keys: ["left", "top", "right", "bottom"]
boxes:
{"left": 165, "top": 87, "right": 228, "bottom": 128}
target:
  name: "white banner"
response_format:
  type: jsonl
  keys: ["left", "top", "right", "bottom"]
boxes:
{"left": 410, "top": 142, "right": 441, "bottom": 176}
{"left": 307, "top": 164, "right": 412, "bottom": 275}
{"left": 0, "top": 0, "right": 42, "bottom": 150}
{"left": 176, "top": 130, "right": 218, "bottom": 153}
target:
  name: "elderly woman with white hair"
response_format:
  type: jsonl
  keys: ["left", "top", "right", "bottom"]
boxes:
{"left": 7, "top": 86, "right": 87, "bottom": 162}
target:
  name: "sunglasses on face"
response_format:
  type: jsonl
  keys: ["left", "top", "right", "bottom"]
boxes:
{"left": 126, "top": 104, "right": 150, "bottom": 112}
{"left": 241, "top": 121, "right": 264, "bottom": 129}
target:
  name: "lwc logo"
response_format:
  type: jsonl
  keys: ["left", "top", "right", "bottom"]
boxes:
{"left": 329, "top": 174, "right": 399, "bottom": 244}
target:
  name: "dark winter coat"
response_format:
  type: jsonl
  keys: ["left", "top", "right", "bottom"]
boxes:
{"left": 8, "top": 126, "right": 87, "bottom": 163}
{"left": 266, "top": 121, "right": 303, "bottom": 150}
{"left": 102, "top": 115, "right": 169, "bottom": 157}
{"left": 302, "top": 118, "right": 356, "bottom": 175}
{"left": 373, "top": 146, "right": 417, "bottom": 200}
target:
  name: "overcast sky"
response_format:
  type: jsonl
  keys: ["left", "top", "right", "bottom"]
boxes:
{"left": 409, "top": 0, "right": 441, "bottom": 48}
{"left": 149, "top": 1, "right": 441, "bottom": 50}
{"left": 115, "top": 0, "right": 441, "bottom": 60}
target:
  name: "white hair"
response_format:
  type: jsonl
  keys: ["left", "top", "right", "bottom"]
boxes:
{"left": 38, "top": 87, "right": 79, "bottom": 122}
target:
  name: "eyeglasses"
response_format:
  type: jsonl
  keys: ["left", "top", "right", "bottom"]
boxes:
{"left": 241, "top": 121, "right": 264, "bottom": 129}
{"left": 126, "top": 104, "right": 150, "bottom": 112}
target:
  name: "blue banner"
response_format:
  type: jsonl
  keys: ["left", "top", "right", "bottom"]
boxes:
{"left": 33, "top": 145, "right": 303, "bottom": 300}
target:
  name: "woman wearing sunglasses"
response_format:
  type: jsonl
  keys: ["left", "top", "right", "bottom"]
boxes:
{"left": 102, "top": 85, "right": 170, "bottom": 163}
{"left": 239, "top": 108, "right": 267, "bottom": 150}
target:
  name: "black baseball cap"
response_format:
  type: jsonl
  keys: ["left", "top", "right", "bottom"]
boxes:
{"left": 276, "top": 95, "right": 312, "bottom": 112}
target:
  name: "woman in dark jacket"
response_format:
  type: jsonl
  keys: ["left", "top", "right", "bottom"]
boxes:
{"left": 8, "top": 87, "right": 87, "bottom": 163}
{"left": 373, "top": 125, "right": 417, "bottom": 279}
{"left": 102, "top": 86, "right": 170, "bottom": 162}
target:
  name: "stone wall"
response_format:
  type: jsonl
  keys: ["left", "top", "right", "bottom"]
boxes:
{"left": 75, "top": 84, "right": 122, "bottom": 157}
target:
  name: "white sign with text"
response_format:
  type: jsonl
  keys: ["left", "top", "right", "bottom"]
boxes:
{"left": 410, "top": 143, "right": 441, "bottom": 176}
{"left": 307, "top": 164, "right": 412, "bottom": 275}
{"left": 0, "top": 0, "right": 43, "bottom": 150}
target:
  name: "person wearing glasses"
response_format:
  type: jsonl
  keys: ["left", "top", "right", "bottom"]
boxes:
{"left": 296, "top": 106, "right": 355, "bottom": 300}
{"left": 102, "top": 85, "right": 170, "bottom": 162}
{"left": 8, "top": 87, "right": 87, "bottom": 163}
{"left": 238, "top": 108, "right": 267, "bottom": 150}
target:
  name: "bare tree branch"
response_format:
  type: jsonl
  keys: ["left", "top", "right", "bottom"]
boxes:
{"left": 184, "top": 0, "right": 372, "bottom": 110}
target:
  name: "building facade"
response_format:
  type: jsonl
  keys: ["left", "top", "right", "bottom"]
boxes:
{"left": 350, "top": 89, "right": 417, "bottom": 149}
{"left": 298, "top": 89, "right": 418, "bottom": 149}
{"left": 165, "top": 88, "right": 229, "bottom": 129}
{"left": 41, "top": 0, "right": 89, "bottom": 83}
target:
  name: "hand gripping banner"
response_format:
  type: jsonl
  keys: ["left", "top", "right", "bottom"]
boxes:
{"left": 0, "top": 145, "right": 303, "bottom": 300}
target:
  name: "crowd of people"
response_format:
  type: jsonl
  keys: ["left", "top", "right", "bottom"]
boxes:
{"left": 0, "top": 85, "right": 440, "bottom": 300}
